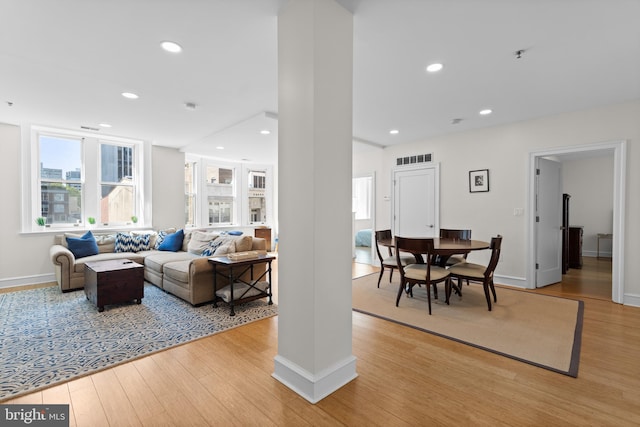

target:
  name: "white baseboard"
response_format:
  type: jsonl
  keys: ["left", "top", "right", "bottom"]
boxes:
{"left": 623, "top": 293, "right": 640, "bottom": 307}
{"left": 494, "top": 274, "right": 527, "bottom": 289}
{"left": 0, "top": 273, "right": 56, "bottom": 290}
{"left": 583, "top": 250, "right": 612, "bottom": 258}
{"left": 272, "top": 354, "right": 358, "bottom": 404}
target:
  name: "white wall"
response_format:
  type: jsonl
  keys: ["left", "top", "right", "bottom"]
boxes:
{"left": 0, "top": 122, "right": 186, "bottom": 289}
{"left": 370, "top": 100, "right": 640, "bottom": 303}
{"left": 563, "top": 155, "right": 614, "bottom": 256}
{"left": 152, "top": 146, "right": 185, "bottom": 230}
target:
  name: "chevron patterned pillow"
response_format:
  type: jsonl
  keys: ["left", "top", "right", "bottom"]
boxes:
{"left": 114, "top": 232, "right": 151, "bottom": 253}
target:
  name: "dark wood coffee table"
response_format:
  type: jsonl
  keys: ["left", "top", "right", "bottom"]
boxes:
{"left": 84, "top": 259, "right": 144, "bottom": 312}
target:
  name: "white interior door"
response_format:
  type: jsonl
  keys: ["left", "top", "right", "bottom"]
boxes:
{"left": 393, "top": 166, "right": 438, "bottom": 238}
{"left": 535, "top": 157, "right": 563, "bottom": 287}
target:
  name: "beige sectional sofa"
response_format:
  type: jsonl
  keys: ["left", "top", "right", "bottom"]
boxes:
{"left": 50, "top": 229, "right": 267, "bottom": 306}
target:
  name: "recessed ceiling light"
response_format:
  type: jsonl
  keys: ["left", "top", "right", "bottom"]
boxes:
{"left": 426, "top": 63, "right": 443, "bottom": 73}
{"left": 479, "top": 109, "right": 493, "bottom": 116}
{"left": 122, "top": 92, "right": 139, "bottom": 99}
{"left": 389, "top": 129, "right": 399, "bottom": 135}
{"left": 216, "top": 146, "right": 224, "bottom": 150}
{"left": 161, "top": 41, "right": 182, "bottom": 53}
{"left": 260, "top": 130, "right": 271, "bottom": 135}
{"left": 99, "top": 123, "right": 112, "bottom": 128}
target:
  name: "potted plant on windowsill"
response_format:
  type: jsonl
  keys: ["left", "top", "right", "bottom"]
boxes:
{"left": 131, "top": 216, "right": 138, "bottom": 224}
{"left": 35, "top": 217, "right": 48, "bottom": 228}
{"left": 87, "top": 217, "right": 96, "bottom": 227}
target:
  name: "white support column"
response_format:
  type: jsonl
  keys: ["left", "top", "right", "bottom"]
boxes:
{"left": 273, "top": 0, "right": 356, "bottom": 403}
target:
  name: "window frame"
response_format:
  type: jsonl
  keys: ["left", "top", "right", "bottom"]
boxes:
{"left": 23, "top": 125, "right": 149, "bottom": 232}
{"left": 184, "top": 155, "right": 274, "bottom": 230}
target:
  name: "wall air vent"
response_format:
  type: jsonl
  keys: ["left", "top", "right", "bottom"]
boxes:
{"left": 396, "top": 153, "right": 433, "bottom": 166}
{"left": 80, "top": 126, "right": 100, "bottom": 131}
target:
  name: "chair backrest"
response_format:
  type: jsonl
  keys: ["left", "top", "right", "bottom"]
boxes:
{"left": 394, "top": 236, "right": 437, "bottom": 280}
{"left": 374, "top": 229, "right": 393, "bottom": 262}
{"left": 439, "top": 228, "right": 472, "bottom": 240}
{"left": 485, "top": 235, "right": 503, "bottom": 278}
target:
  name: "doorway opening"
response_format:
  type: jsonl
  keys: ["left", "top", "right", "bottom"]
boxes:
{"left": 353, "top": 173, "right": 375, "bottom": 265}
{"left": 528, "top": 140, "right": 626, "bottom": 303}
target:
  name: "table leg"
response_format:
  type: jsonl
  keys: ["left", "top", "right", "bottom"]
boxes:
{"left": 228, "top": 266, "right": 236, "bottom": 316}
{"left": 267, "top": 260, "right": 273, "bottom": 305}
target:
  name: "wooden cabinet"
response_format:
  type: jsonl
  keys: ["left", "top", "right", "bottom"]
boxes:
{"left": 254, "top": 227, "right": 272, "bottom": 251}
{"left": 568, "top": 226, "right": 583, "bottom": 269}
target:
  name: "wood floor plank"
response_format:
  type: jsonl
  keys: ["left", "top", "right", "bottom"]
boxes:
{"left": 112, "top": 363, "right": 166, "bottom": 423}
{"left": 91, "top": 369, "right": 143, "bottom": 427}
{"left": 68, "top": 376, "right": 109, "bottom": 427}
{"left": 41, "top": 383, "right": 76, "bottom": 427}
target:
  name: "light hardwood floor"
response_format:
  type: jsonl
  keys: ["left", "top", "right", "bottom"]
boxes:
{"left": 5, "top": 256, "right": 640, "bottom": 426}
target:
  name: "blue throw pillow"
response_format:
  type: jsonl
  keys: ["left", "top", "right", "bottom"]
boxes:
{"left": 227, "top": 230, "right": 243, "bottom": 236}
{"left": 158, "top": 229, "right": 184, "bottom": 252}
{"left": 66, "top": 231, "right": 99, "bottom": 259}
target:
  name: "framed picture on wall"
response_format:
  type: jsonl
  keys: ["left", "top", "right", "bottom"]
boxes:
{"left": 469, "top": 169, "right": 489, "bottom": 193}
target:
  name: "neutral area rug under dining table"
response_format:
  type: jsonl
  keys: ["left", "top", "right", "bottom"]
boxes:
{"left": 352, "top": 273, "right": 583, "bottom": 377}
{"left": 0, "top": 283, "right": 277, "bottom": 401}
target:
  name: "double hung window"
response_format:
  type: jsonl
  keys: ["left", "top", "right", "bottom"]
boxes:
{"left": 28, "top": 126, "right": 145, "bottom": 230}
{"left": 39, "top": 135, "right": 83, "bottom": 225}
{"left": 184, "top": 156, "right": 273, "bottom": 229}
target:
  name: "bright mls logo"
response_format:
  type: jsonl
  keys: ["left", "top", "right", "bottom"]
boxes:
{"left": 1, "top": 405, "right": 69, "bottom": 426}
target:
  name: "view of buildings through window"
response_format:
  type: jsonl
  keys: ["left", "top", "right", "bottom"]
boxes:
{"left": 185, "top": 159, "right": 271, "bottom": 228}
{"left": 207, "top": 166, "right": 235, "bottom": 225}
{"left": 38, "top": 134, "right": 136, "bottom": 225}
{"left": 184, "top": 161, "right": 196, "bottom": 227}
{"left": 100, "top": 143, "right": 135, "bottom": 223}
{"left": 248, "top": 169, "right": 267, "bottom": 223}
{"left": 39, "top": 136, "right": 82, "bottom": 225}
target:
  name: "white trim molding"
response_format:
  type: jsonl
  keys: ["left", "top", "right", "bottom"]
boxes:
{"left": 272, "top": 355, "right": 358, "bottom": 404}
{"left": 527, "top": 140, "right": 626, "bottom": 304}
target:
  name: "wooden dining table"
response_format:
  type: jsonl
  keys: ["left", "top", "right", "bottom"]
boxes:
{"left": 378, "top": 236, "right": 490, "bottom": 266}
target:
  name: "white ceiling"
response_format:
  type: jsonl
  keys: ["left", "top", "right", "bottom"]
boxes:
{"left": 2, "top": 0, "right": 639, "bottom": 165}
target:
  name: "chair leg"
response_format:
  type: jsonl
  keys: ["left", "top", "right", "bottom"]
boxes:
{"left": 433, "top": 283, "right": 438, "bottom": 299}
{"left": 396, "top": 281, "right": 405, "bottom": 306}
{"left": 389, "top": 268, "right": 394, "bottom": 283}
{"left": 377, "top": 268, "right": 384, "bottom": 288}
{"left": 445, "top": 278, "right": 451, "bottom": 305}
{"left": 490, "top": 279, "right": 497, "bottom": 302}
{"left": 427, "top": 284, "right": 432, "bottom": 315}
{"left": 483, "top": 281, "right": 492, "bottom": 311}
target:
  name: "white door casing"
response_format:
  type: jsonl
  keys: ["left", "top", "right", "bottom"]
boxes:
{"left": 392, "top": 165, "right": 439, "bottom": 238}
{"left": 535, "top": 157, "right": 563, "bottom": 287}
{"left": 527, "top": 140, "right": 626, "bottom": 304}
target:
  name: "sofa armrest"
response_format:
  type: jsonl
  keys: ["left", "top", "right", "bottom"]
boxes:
{"left": 190, "top": 256, "right": 213, "bottom": 272}
{"left": 50, "top": 244, "right": 75, "bottom": 266}
{"left": 50, "top": 244, "right": 75, "bottom": 291}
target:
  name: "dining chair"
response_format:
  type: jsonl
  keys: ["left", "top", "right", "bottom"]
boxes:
{"left": 447, "top": 235, "right": 502, "bottom": 311}
{"left": 395, "top": 237, "right": 451, "bottom": 315}
{"left": 374, "top": 229, "right": 414, "bottom": 288}
{"left": 439, "top": 228, "right": 472, "bottom": 266}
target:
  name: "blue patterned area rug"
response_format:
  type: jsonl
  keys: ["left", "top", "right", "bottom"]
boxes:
{"left": 0, "top": 283, "right": 277, "bottom": 401}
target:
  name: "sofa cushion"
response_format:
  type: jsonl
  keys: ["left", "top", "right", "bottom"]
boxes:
{"left": 158, "top": 229, "right": 184, "bottom": 252}
{"left": 115, "top": 232, "right": 151, "bottom": 253}
{"left": 201, "top": 235, "right": 244, "bottom": 257}
{"left": 234, "top": 235, "right": 253, "bottom": 252}
{"left": 66, "top": 231, "right": 99, "bottom": 259}
{"left": 187, "top": 231, "right": 219, "bottom": 255}
{"left": 144, "top": 251, "right": 197, "bottom": 274}
{"left": 163, "top": 261, "right": 191, "bottom": 285}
